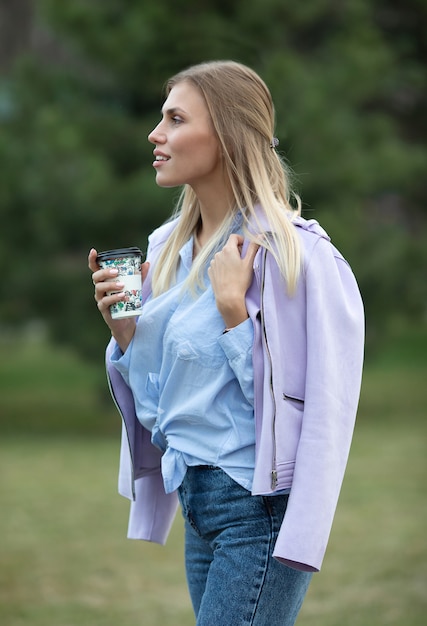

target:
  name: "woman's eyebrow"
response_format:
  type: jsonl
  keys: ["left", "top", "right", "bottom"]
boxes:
{"left": 161, "top": 106, "right": 187, "bottom": 116}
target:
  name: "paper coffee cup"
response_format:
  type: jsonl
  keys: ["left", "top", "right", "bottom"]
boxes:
{"left": 97, "top": 247, "right": 143, "bottom": 319}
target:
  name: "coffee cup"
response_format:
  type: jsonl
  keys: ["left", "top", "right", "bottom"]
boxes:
{"left": 97, "top": 247, "right": 143, "bottom": 319}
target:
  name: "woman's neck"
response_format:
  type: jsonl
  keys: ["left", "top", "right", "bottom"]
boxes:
{"left": 197, "top": 199, "right": 235, "bottom": 247}
{"left": 191, "top": 174, "right": 235, "bottom": 247}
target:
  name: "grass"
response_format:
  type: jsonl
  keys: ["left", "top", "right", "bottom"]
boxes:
{"left": 0, "top": 438, "right": 192, "bottom": 626}
{"left": 0, "top": 330, "right": 426, "bottom": 625}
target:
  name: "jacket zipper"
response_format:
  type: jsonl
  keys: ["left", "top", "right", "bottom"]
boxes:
{"left": 106, "top": 367, "right": 136, "bottom": 500}
{"left": 260, "top": 247, "right": 278, "bottom": 490}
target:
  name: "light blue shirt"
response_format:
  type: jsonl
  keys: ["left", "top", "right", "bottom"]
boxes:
{"left": 111, "top": 229, "right": 256, "bottom": 494}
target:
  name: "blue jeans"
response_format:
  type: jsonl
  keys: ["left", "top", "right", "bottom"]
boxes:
{"left": 177, "top": 466, "right": 312, "bottom": 626}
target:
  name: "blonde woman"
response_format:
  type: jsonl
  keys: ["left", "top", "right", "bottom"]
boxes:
{"left": 89, "top": 61, "right": 364, "bottom": 625}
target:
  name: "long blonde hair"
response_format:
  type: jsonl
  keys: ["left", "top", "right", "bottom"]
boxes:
{"left": 152, "top": 60, "right": 302, "bottom": 297}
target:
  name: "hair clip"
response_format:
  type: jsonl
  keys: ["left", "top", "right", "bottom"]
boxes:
{"left": 270, "top": 137, "right": 279, "bottom": 149}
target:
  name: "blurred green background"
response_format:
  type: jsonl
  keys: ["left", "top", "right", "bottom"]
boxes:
{"left": 0, "top": 1, "right": 426, "bottom": 625}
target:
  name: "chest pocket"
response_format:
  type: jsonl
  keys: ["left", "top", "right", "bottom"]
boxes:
{"left": 175, "top": 338, "right": 227, "bottom": 370}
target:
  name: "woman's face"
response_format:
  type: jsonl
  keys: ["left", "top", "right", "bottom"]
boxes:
{"left": 148, "top": 82, "right": 223, "bottom": 193}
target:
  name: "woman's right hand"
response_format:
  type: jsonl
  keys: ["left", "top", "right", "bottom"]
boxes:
{"left": 88, "top": 248, "right": 149, "bottom": 354}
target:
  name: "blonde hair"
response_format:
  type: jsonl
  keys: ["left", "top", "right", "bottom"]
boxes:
{"left": 152, "top": 60, "right": 302, "bottom": 297}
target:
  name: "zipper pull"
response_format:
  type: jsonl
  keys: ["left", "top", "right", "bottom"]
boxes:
{"left": 271, "top": 469, "right": 278, "bottom": 490}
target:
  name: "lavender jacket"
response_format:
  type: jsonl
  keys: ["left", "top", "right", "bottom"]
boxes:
{"left": 106, "top": 213, "right": 364, "bottom": 572}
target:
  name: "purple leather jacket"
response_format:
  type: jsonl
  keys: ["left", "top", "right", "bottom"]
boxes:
{"left": 106, "top": 212, "right": 364, "bottom": 572}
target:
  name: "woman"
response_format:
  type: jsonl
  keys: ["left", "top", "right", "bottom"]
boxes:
{"left": 88, "top": 61, "right": 364, "bottom": 625}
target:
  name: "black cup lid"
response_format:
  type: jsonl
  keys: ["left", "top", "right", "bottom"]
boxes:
{"left": 97, "top": 247, "right": 142, "bottom": 262}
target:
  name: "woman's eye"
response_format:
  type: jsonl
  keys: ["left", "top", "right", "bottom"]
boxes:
{"left": 171, "top": 116, "right": 183, "bottom": 125}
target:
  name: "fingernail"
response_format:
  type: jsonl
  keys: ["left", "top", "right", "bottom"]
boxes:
{"left": 109, "top": 269, "right": 118, "bottom": 275}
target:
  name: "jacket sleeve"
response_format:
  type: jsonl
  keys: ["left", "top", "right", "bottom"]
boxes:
{"left": 273, "top": 237, "right": 364, "bottom": 571}
{"left": 106, "top": 338, "right": 179, "bottom": 544}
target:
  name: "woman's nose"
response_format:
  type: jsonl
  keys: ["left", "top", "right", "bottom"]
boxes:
{"left": 148, "top": 123, "right": 165, "bottom": 145}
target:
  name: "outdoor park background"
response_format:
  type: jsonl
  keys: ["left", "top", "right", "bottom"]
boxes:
{"left": 0, "top": 1, "right": 426, "bottom": 625}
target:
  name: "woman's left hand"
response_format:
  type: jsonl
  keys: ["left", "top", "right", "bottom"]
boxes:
{"left": 208, "top": 234, "right": 259, "bottom": 329}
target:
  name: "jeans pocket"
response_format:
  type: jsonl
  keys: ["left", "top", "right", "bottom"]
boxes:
{"left": 262, "top": 494, "right": 289, "bottom": 528}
